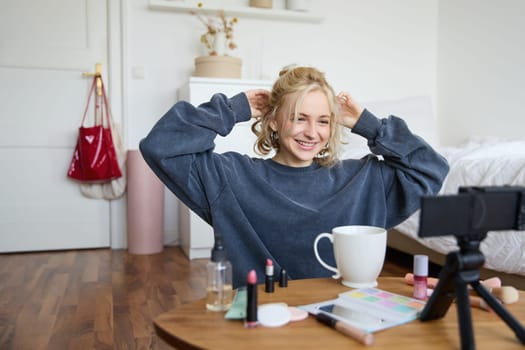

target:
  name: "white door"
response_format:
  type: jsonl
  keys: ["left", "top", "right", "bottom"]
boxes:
{"left": 0, "top": 0, "right": 112, "bottom": 251}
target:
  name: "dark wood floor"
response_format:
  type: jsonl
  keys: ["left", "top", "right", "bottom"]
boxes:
{"left": 0, "top": 246, "right": 413, "bottom": 350}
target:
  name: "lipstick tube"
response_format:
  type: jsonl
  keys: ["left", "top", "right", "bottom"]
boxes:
{"left": 279, "top": 267, "right": 288, "bottom": 288}
{"left": 245, "top": 269, "right": 258, "bottom": 328}
{"left": 265, "top": 258, "right": 275, "bottom": 293}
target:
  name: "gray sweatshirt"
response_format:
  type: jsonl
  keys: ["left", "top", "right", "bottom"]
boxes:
{"left": 140, "top": 92, "right": 449, "bottom": 288}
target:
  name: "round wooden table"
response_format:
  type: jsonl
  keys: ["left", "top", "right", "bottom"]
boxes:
{"left": 154, "top": 277, "right": 525, "bottom": 349}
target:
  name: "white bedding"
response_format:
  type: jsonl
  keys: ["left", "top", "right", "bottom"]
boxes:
{"left": 395, "top": 137, "right": 525, "bottom": 275}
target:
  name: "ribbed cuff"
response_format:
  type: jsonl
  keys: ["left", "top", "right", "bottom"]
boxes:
{"left": 229, "top": 93, "right": 252, "bottom": 123}
{"left": 351, "top": 109, "right": 382, "bottom": 141}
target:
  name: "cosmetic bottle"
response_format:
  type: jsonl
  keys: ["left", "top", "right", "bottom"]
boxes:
{"left": 413, "top": 254, "right": 428, "bottom": 300}
{"left": 206, "top": 236, "right": 233, "bottom": 311}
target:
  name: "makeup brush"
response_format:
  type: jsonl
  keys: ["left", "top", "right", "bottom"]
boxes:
{"left": 424, "top": 288, "right": 495, "bottom": 312}
{"left": 404, "top": 273, "right": 501, "bottom": 289}
{"left": 470, "top": 286, "right": 519, "bottom": 304}
{"left": 469, "top": 296, "right": 492, "bottom": 312}
{"left": 477, "top": 277, "right": 502, "bottom": 288}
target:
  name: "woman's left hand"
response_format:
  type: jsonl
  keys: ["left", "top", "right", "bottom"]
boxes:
{"left": 337, "top": 92, "right": 364, "bottom": 129}
{"left": 245, "top": 89, "right": 271, "bottom": 118}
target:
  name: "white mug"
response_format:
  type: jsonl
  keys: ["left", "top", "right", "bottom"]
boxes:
{"left": 313, "top": 225, "right": 387, "bottom": 288}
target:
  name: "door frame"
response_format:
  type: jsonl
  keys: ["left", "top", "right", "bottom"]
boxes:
{"left": 108, "top": 0, "right": 128, "bottom": 249}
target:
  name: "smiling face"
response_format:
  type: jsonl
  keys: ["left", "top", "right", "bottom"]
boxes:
{"left": 270, "top": 89, "right": 332, "bottom": 167}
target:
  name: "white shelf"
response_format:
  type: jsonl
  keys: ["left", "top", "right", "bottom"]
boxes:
{"left": 149, "top": 0, "right": 323, "bottom": 23}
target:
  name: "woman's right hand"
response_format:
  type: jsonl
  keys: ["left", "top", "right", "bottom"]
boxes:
{"left": 337, "top": 92, "right": 364, "bottom": 129}
{"left": 245, "top": 89, "right": 271, "bottom": 118}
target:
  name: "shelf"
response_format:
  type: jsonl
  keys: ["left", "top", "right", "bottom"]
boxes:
{"left": 149, "top": 0, "right": 323, "bottom": 23}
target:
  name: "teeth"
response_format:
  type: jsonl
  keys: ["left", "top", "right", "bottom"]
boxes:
{"left": 297, "top": 141, "right": 315, "bottom": 147}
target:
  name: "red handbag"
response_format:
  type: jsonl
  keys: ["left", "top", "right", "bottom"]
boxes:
{"left": 67, "top": 77, "right": 122, "bottom": 182}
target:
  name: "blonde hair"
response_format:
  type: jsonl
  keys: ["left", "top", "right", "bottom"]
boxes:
{"left": 251, "top": 66, "right": 342, "bottom": 167}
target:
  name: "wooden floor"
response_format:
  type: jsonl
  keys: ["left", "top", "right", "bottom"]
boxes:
{"left": 0, "top": 246, "right": 412, "bottom": 350}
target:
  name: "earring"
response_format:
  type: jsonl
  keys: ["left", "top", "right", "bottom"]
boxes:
{"left": 270, "top": 131, "right": 279, "bottom": 143}
{"left": 316, "top": 144, "right": 329, "bottom": 158}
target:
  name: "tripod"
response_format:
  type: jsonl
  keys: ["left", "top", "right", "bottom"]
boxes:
{"left": 419, "top": 235, "right": 525, "bottom": 349}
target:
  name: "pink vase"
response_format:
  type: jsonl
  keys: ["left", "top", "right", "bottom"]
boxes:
{"left": 126, "top": 150, "right": 164, "bottom": 255}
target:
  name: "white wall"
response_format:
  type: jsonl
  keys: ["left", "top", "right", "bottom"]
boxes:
{"left": 123, "top": 0, "right": 439, "bottom": 245}
{"left": 437, "top": 0, "right": 525, "bottom": 145}
{"left": 2, "top": 1, "right": 521, "bottom": 250}
{"left": 126, "top": 0, "right": 439, "bottom": 148}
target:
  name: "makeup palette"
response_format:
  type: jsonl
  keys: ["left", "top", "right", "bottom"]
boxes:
{"left": 300, "top": 287, "right": 426, "bottom": 333}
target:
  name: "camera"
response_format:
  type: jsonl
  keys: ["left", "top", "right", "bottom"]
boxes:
{"left": 416, "top": 185, "right": 525, "bottom": 349}
{"left": 418, "top": 185, "right": 525, "bottom": 239}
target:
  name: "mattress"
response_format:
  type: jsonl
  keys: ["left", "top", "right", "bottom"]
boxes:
{"left": 395, "top": 137, "right": 525, "bottom": 276}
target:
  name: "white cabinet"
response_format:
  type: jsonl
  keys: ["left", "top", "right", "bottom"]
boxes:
{"left": 177, "top": 77, "right": 273, "bottom": 259}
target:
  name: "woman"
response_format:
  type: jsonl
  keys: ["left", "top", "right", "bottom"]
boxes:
{"left": 140, "top": 66, "right": 449, "bottom": 288}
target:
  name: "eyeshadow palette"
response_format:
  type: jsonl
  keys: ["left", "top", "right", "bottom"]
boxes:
{"left": 300, "top": 288, "right": 426, "bottom": 333}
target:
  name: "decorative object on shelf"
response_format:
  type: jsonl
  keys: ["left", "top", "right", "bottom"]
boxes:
{"left": 191, "top": 3, "right": 242, "bottom": 79}
{"left": 191, "top": 3, "right": 238, "bottom": 56}
{"left": 249, "top": 0, "right": 272, "bottom": 9}
{"left": 285, "top": 0, "right": 311, "bottom": 12}
{"left": 194, "top": 56, "right": 242, "bottom": 78}
{"left": 212, "top": 31, "right": 227, "bottom": 56}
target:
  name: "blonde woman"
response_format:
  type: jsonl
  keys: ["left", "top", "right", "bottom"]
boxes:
{"left": 140, "top": 66, "right": 449, "bottom": 288}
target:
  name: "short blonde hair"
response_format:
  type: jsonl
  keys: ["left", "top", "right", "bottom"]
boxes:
{"left": 251, "top": 66, "right": 342, "bottom": 167}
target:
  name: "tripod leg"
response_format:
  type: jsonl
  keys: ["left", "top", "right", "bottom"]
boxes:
{"left": 455, "top": 278, "right": 476, "bottom": 350}
{"left": 471, "top": 281, "right": 525, "bottom": 344}
{"left": 420, "top": 254, "right": 456, "bottom": 321}
{"left": 420, "top": 252, "right": 476, "bottom": 349}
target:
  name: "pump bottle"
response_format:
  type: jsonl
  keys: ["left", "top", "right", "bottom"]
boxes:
{"left": 206, "top": 236, "right": 233, "bottom": 311}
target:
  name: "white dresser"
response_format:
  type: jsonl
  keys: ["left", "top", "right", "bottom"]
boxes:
{"left": 177, "top": 77, "right": 273, "bottom": 259}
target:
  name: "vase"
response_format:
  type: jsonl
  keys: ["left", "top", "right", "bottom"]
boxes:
{"left": 194, "top": 56, "right": 242, "bottom": 79}
{"left": 213, "top": 32, "right": 227, "bottom": 56}
{"left": 285, "top": 0, "right": 310, "bottom": 11}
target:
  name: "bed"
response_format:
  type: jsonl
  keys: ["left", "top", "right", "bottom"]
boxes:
{"left": 390, "top": 137, "right": 525, "bottom": 288}
{"left": 342, "top": 96, "right": 525, "bottom": 289}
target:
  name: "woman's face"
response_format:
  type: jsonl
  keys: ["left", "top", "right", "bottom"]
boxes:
{"left": 271, "top": 90, "right": 332, "bottom": 167}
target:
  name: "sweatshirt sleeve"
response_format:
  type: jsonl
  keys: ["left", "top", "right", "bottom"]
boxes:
{"left": 139, "top": 92, "right": 252, "bottom": 223}
{"left": 351, "top": 109, "right": 450, "bottom": 227}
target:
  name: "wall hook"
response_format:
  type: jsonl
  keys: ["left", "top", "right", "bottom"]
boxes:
{"left": 82, "top": 63, "right": 103, "bottom": 96}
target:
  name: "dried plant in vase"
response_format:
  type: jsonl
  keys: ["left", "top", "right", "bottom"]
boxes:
{"left": 191, "top": 3, "right": 238, "bottom": 56}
